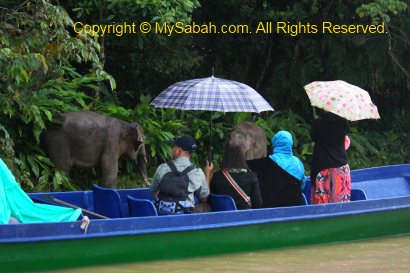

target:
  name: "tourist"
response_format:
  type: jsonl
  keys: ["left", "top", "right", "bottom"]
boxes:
{"left": 310, "top": 110, "right": 351, "bottom": 204}
{"left": 205, "top": 144, "right": 262, "bottom": 210}
{"left": 150, "top": 135, "right": 210, "bottom": 214}
{"left": 247, "top": 131, "right": 306, "bottom": 208}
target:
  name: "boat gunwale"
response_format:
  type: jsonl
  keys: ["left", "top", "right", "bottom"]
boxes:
{"left": 2, "top": 195, "right": 410, "bottom": 243}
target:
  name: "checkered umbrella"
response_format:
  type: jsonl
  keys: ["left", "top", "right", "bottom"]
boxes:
{"left": 151, "top": 76, "right": 274, "bottom": 160}
{"left": 151, "top": 76, "right": 274, "bottom": 113}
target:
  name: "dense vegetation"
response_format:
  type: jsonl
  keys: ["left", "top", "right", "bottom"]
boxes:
{"left": 0, "top": 0, "right": 409, "bottom": 191}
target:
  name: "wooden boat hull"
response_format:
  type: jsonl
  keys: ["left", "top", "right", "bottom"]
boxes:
{"left": 1, "top": 164, "right": 410, "bottom": 272}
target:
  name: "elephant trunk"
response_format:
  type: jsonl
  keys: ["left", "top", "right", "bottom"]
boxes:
{"left": 138, "top": 157, "right": 149, "bottom": 187}
{"left": 136, "top": 144, "right": 149, "bottom": 186}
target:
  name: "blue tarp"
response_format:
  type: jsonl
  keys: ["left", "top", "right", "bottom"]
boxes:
{"left": 0, "top": 158, "right": 81, "bottom": 224}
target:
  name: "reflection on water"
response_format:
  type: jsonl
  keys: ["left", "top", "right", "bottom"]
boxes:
{"left": 53, "top": 234, "right": 410, "bottom": 273}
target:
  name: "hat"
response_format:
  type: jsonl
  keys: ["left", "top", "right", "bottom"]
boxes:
{"left": 168, "top": 136, "right": 197, "bottom": 153}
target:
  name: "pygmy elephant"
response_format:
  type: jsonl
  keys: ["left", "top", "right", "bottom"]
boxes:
{"left": 42, "top": 111, "right": 148, "bottom": 188}
{"left": 229, "top": 121, "right": 267, "bottom": 160}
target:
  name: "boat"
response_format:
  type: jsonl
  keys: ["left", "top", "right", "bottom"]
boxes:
{"left": 1, "top": 164, "right": 410, "bottom": 272}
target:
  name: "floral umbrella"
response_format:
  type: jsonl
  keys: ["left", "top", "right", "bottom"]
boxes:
{"left": 304, "top": 80, "right": 380, "bottom": 121}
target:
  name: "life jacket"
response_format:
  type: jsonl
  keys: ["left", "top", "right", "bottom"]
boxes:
{"left": 156, "top": 162, "right": 195, "bottom": 214}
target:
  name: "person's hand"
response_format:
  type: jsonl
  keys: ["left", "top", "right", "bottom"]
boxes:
{"left": 80, "top": 215, "right": 90, "bottom": 234}
{"left": 205, "top": 160, "right": 214, "bottom": 187}
{"left": 344, "top": 135, "right": 351, "bottom": 150}
{"left": 205, "top": 160, "right": 214, "bottom": 176}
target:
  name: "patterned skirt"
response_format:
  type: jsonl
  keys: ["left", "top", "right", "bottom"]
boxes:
{"left": 311, "top": 165, "right": 351, "bottom": 204}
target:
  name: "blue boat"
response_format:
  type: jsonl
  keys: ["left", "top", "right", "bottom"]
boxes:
{"left": 1, "top": 164, "right": 410, "bottom": 272}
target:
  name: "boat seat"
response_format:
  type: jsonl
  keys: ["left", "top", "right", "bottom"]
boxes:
{"left": 351, "top": 189, "right": 367, "bottom": 201}
{"left": 117, "top": 189, "right": 153, "bottom": 217}
{"left": 209, "top": 193, "right": 237, "bottom": 211}
{"left": 125, "top": 188, "right": 153, "bottom": 201}
{"left": 127, "top": 195, "right": 158, "bottom": 217}
{"left": 352, "top": 176, "right": 410, "bottom": 199}
{"left": 93, "top": 184, "right": 123, "bottom": 218}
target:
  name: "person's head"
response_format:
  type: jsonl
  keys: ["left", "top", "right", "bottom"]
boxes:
{"left": 318, "top": 109, "right": 345, "bottom": 121}
{"left": 168, "top": 135, "right": 197, "bottom": 159}
{"left": 272, "top": 131, "right": 293, "bottom": 155}
{"left": 221, "top": 144, "right": 248, "bottom": 170}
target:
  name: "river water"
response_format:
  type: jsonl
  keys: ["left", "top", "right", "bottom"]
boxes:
{"left": 53, "top": 234, "right": 410, "bottom": 273}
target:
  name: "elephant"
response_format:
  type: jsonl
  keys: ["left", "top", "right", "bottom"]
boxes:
{"left": 42, "top": 111, "right": 148, "bottom": 188}
{"left": 228, "top": 121, "right": 267, "bottom": 160}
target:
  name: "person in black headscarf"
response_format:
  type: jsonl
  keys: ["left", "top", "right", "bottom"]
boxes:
{"left": 310, "top": 110, "right": 351, "bottom": 204}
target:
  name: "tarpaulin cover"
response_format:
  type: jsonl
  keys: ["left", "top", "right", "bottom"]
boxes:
{"left": 0, "top": 158, "right": 81, "bottom": 224}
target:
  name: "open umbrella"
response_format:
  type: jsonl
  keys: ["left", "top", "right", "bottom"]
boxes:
{"left": 304, "top": 80, "right": 380, "bottom": 121}
{"left": 151, "top": 76, "right": 274, "bottom": 158}
{"left": 152, "top": 76, "right": 274, "bottom": 113}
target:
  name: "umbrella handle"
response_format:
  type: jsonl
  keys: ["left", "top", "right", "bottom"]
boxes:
{"left": 208, "top": 146, "right": 213, "bottom": 162}
{"left": 209, "top": 112, "right": 213, "bottom": 162}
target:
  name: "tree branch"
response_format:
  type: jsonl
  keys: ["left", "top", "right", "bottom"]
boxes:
{"left": 256, "top": 40, "right": 272, "bottom": 90}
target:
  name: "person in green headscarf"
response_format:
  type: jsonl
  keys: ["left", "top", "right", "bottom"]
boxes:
{"left": 0, "top": 158, "right": 82, "bottom": 224}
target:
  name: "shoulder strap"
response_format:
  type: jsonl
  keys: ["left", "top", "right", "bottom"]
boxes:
{"left": 167, "top": 162, "right": 178, "bottom": 173}
{"left": 222, "top": 170, "right": 252, "bottom": 208}
{"left": 167, "top": 162, "right": 195, "bottom": 176}
{"left": 181, "top": 164, "right": 196, "bottom": 176}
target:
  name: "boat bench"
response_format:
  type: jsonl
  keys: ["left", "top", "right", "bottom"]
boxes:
{"left": 352, "top": 175, "right": 410, "bottom": 200}
{"left": 209, "top": 193, "right": 237, "bottom": 211}
{"left": 350, "top": 165, "right": 410, "bottom": 200}
{"left": 29, "top": 185, "right": 376, "bottom": 218}
{"left": 127, "top": 195, "right": 158, "bottom": 217}
{"left": 29, "top": 191, "right": 94, "bottom": 211}
{"left": 302, "top": 184, "right": 366, "bottom": 202}
{"left": 351, "top": 189, "right": 367, "bottom": 201}
{"left": 122, "top": 188, "right": 154, "bottom": 217}
{"left": 302, "top": 171, "right": 410, "bottom": 203}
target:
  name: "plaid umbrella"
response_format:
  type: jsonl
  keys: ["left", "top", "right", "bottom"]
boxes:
{"left": 151, "top": 76, "right": 274, "bottom": 113}
{"left": 151, "top": 76, "right": 274, "bottom": 160}
{"left": 304, "top": 80, "right": 380, "bottom": 121}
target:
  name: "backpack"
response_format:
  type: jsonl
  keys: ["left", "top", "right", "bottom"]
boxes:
{"left": 157, "top": 162, "right": 196, "bottom": 202}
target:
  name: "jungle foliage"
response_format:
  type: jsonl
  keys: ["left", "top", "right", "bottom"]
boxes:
{"left": 0, "top": 0, "right": 409, "bottom": 191}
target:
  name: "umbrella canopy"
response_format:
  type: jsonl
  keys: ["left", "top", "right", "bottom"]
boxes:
{"left": 151, "top": 76, "right": 274, "bottom": 113}
{"left": 304, "top": 80, "right": 380, "bottom": 121}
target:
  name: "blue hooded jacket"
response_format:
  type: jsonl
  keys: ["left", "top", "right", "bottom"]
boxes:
{"left": 269, "top": 131, "right": 306, "bottom": 189}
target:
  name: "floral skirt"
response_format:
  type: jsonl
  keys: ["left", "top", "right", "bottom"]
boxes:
{"left": 311, "top": 165, "right": 351, "bottom": 204}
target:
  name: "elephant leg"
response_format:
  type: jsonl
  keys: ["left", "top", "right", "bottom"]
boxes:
{"left": 43, "top": 130, "right": 73, "bottom": 173}
{"left": 100, "top": 155, "right": 118, "bottom": 188}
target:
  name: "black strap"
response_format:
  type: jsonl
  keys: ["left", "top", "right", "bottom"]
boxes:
{"left": 181, "top": 164, "right": 196, "bottom": 175}
{"left": 167, "top": 161, "right": 178, "bottom": 173}
{"left": 167, "top": 162, "right": 196, "bottom": 175}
